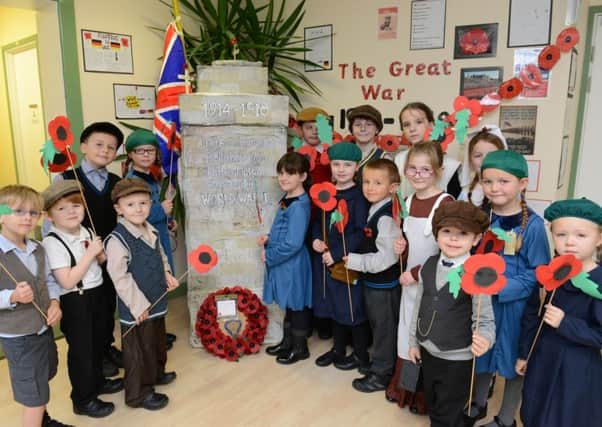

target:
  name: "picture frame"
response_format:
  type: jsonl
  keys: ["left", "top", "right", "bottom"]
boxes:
{"left": 81, "top": 29, "right": 133, "bottom": 74}
{"left": 508, "top": 0, "right": 553, "bottom": 47}
{"left": 454, "top": 23, "right": 498, "bottom": 59}
{"left": 410, "top": 0, "right": 446, "bottom": 50}
{"left": 113, "top": 84, "right": 155, "bottom": 119}
{"left": 304, "top": 24, "right": 333, "bottom": 72}
{"left": 499, "top": 106, "right": 538, "bottom": 155}
{"left": 459, "top": 67, "right": 503, "bottom": 99}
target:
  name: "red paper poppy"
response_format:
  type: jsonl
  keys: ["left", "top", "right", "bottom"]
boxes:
{"left": 459, "top": 28, "right": 491, "bottom": 55}
{"left": 498, "top": 77, "right": 524, "bottom": 99}
{"left": 41, "top": 149, "right": 78, "bottom": 173}
{"left": 453, "top": 96, "right": 483, "bottom": 120}
{"left": 309, "top": 182, "right": 337, "bottom": 211}
{"left": 332, "top": 132, "right": 344, "bottom": 144}
{"left": 425, "top": 126, "right": 455, "bottom": 151}
{"left": 188, "top": 244, "right": 218, "bottom": 274}
{"left": 538, "top": 45, "right": 561, "bottom": 70}
{"left": 480, "top": 92, "right": 501, "bottom": 113}
{"left": 297, "top": 144, "right": 317, "bottom": 171}
{"left": 475, "top": 230, "right": 505, "bottom": 254}
{"left": 462, "top": 253, "right": 507, "bottom": 295}
{"left": 535, "top": 254, "right": 582, "bottom": 291}
{"left": 364, "top": 227, "right": 373, "bottom": 238}
{"left": 343, "top": 134, "right": 355, "bottom": 143}
{"left": 48, "top": 116, "right": 74, "bottom": 152}
{"left": 335, "top": 199, "right": 349, "bottom": 234}
{"left": 319, "top": 145, "right": 330, "bottom": 165}
{"left": 377, "top": 134, "right": 401, "bottom": 152}
{"left": 520, "top": 64, "right": 543, "bottom": 89}
{"left": 556, "top": 27, "right": 579, "bottom": 52}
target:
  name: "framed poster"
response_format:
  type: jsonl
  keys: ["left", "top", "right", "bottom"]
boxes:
{"left": 113, "top": 84, "right": 155, "bottom": 119}
{"left": 499, "top": 106, "right": 538, "bottom": 155}
{"left": 508, "top": 0, "right": 553, "bottom": 47}
{"left": 304, "top": 25, "right": 333, "bottom": 72}
{"left": 378, "top": 7, "right": 398, "bottom": 40}
{"left": 460, "top": 67, "right": 503, "bottom": 99}
{"left": 81, "top": 29, "right": 133, "bottom": 74}
{"left": 454, "top": 23, "right": 498, "bottom": 59}
{"left": 410, "top": 0, "right": 446, "bottom": 50}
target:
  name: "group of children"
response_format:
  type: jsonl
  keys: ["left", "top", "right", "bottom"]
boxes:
{"left": 0, "top": 101, "right": 600, "bottom": 427}
{"left": 1, "top": 124, "right": 180, "bottom": 426}
{"left": 260, "top": 103, "right": 601, "bottom": 427}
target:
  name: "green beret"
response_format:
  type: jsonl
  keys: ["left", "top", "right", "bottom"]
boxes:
{"left": 125, "top": 129, "right": 159, "bottom": 153}
{"left": 328, "top": 142, "right": 362, "bottom": 162}
{"left": 481, "top": 150, "right": 528, "bottom": 178}
{"left": 544, "top": 198, "right": 602, "bottom": 225}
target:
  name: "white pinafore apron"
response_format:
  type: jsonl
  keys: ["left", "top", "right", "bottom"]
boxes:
{"left": 396, "top": 192, "right": 449, "bottom": 359}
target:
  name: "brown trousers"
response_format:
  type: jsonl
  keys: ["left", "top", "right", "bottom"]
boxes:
{"left": 121, "top": 317, "right": 167, "bottom": 407}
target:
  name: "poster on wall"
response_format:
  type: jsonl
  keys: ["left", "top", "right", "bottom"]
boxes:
{"left": 113, "top": 84, "right": 155, "bottom": 119}
{"left": 81, "top": 29, "right": 133, "bottom": 74}
{"left": 378, "top": 7, "right": 398, "bottom": 40}
{"left": 410, "top": 0, "right": 446, "bottom": 49}
{"left": 508, "top": 0, "right": 552, "bottom": 47}
{"left": 459, "top": 67, "right": 503, "bottom": 99}
{"left": 499, "top": 106, "right": 537, "bottom": 155}
{"left": 304, "top": 25, "right": 333, "bottom": 72}
{"left": 454, "top": 23, "right": 498, "bottom": 59}
{"left": 513, "top": 48, "right": 550, "bottom": 98}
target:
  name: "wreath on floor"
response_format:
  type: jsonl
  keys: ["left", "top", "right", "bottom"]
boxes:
{"left": 195, "top": 286, "right": 268, "bottom": 361}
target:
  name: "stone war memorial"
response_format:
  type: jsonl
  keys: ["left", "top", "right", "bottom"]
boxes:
{"left": 179, "top": 60, "right": 288, "bottom": 346}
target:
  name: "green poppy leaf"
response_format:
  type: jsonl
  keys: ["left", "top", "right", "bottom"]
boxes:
{"left": 291, "top": 136, "right": 304, "bottom": 150}
{"left": 316, "top": 114, "right": 332, "bottom": 145}
{"left": 454, "top": 108, "right": 470, "bottom": 144}
{"left": 447, "top": 265, "right": 464, "bottom": 299}
{"left": 329, "top": 210, "right": 343, "bottom": 230}
{"left": 0, "top": 205, "right": 13, "bottom": 216}
{"left": 571, "top": 271, "right": 602, "bottom": 300}
{"left": 491, "top": 227, "right": 512, "bottom": 242}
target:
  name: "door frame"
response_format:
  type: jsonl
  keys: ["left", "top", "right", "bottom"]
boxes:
{"left": 568, "top": 6, "right": 602, "bottom": 197}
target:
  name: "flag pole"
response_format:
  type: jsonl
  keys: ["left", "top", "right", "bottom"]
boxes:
{"left": 172, "top": 0, "right": 192, "bottom": 94}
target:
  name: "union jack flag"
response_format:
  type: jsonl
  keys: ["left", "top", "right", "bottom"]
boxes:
{"left": 153, "top": 22, "right": 191, "bottom": 179}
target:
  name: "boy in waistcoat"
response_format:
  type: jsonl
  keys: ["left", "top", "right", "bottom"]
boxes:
{"left": 104, "top": 178, "right": 179, "bottom": 410}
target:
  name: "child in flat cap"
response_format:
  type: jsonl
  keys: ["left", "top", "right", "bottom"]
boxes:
{"left": 466, "top": 150, "right": 550, "bottom": 427}
{"left": 295, "top": 107, "right": 332, "bottom": 185}
{"left": 104, "top": 178, "right": 179, "bottom": 411}
{"left": 517, "top": 198, "right": 602, "bottom": 427}
{"left": 42, "top": 180, "right": 121, "bottom": 418}
{"left": 408, "top": 201, "right": 495, "bottom": 427}
{"left": 310, "top": 142, "right": 371, "bottom": 371}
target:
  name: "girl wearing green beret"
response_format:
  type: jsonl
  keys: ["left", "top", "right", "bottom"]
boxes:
{"left": 466, "top": 150, "right": 551, "bottom": 427}
{"left": 516, "top": 198, "right": 602, "bottom": 427}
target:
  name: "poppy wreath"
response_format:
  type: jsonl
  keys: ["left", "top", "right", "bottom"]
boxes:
{"left": 47, "top": 115, "right": 74, "bottom": 152}
{"left": 475, "top": 230, "right": 505, "bottom": 254}
{"left": 195, "top": 286, "right": 268, "bottom": 361}
{"left": 535, "top": 254, "right": 582, "bottom": 291}
{"left": 461, "top": 253, "right": 507, "bottom": 295}
{"left": 309, "top": 182, "right": 337, "bottom": 211}
{"left": 459, "top": 28, "right": 491, "bottom": 55}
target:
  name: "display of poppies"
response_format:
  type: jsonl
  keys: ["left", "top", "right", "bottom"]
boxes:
{"left": 461, "top": 253, "right": 507, "bottom": 295}
{"left": 48, "top": 115, "right": 74, "bottom": 152}
{"left": 535, "top": 254, "right": 582, "bottom": 291}
{"left": 460, "top": 28, "right": 491, "bottom": 55}
{"left": 195, "top": 286, "right": 267, "bottom": 361}
{"left": 538, "top": 45, "right": 561, "bottom": 70}
{"left": 519, "top": 64, "right": 543, "bottom": 89}
{"left": 556, "top": 27, "right": 579, "bottom": 52}
{"left": 309, "top": 182, "right": 337, "bottom": 211}
{"left": 480, "top": 92, "right": 501, "bottom": 113}
{"left": 188, "top": 244, "right": 218, "bottom": 274}
{"left": 475, "top": 230, "right": 505, "bottom": 254}
{"left": 498, "top": 77, "right": 524, "bottom": 99}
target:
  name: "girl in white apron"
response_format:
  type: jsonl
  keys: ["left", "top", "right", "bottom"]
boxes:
{"left": 386, "top": 141, "right": 454, "bottom": 414}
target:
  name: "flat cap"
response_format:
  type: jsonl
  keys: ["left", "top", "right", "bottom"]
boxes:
{"left": 111, "top": 178, "right": 151, "bottom": 203}
{"left": 432, "top": 200, "right": 490, "bottom": 237}
{"left": 41, "top": 180, "right": 80, "bottom": 211}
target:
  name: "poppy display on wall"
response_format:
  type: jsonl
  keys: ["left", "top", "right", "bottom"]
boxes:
{"left": 454, "top": 23, "right": 498, "bottom": 59}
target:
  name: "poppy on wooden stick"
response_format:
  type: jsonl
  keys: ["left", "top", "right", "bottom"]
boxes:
{"left": 309, "top": 182, "right": 337, "bottom": 211}
{"left": 48, "top": 115, "right": 74, "bottom": 152}
{"left": 535, "top": 254, "right": 582, "bottom": 291}
{"left": 461, "top": 253, "right": 507, "bottom": 295}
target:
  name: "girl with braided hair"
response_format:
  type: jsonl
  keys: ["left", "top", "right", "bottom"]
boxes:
{"left": 465, "top": 150, "right": 550, "bottom": 427}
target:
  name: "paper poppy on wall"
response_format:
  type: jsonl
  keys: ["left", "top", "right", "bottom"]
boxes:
{"left": 535, "top": 254, "right": 582, "bottom": 291}
{"left": 498, "top": 77, "right": 524, "bottom": 99}
{"left": 297, "top": 144, "right": 317, "bottom": 171}
{"left": 48, "top": 116, "right": 74, "bottom": 152}
{"left": 538, "top": 45, "right": 561, "bottom": 70}
{"left": 459, "top": 28, "right": 490, "bottom": 55}
{"left": 519, "top": 64, "right": 543, "bottom": 89}
{"left": 480, "top": 92, "right": 501, "bottom": 113}
{"left": 189, "top": 244, "right": 218, "bottom": 274}
{"left": 310, "top": 182, "right": 337, "bottom": 211}
{"left": 377, "top": 134, "right": 401, "bottom": 152}
{"left": 475, "top": 230, "right": 505, "bottom": 254}
{"left": 461, "top": 253, "right": 507, "bottom": 295}
{"left": 556, "top": 27, "right": 579, "bottom": 52}
{"left": 41, "top": 149, "right": 77, "bottom": 173}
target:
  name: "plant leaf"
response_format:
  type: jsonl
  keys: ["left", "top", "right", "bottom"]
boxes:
{"left": 571, "top": 271, "right": 602, "bottom": 300}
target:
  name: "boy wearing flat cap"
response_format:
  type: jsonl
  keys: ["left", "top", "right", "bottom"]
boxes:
{"left": 104, "top": 178, "right": 179, "bottom": 411}
{"left": 42, "top": 180, "right": 121, "bottom": 418}
{"left": 295, "top": 107, "right": 333, "bottom": 185}
{"left": 408, "top": 201, "right": 496, "bottom": 427}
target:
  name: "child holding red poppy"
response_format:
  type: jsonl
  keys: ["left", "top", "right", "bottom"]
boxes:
{"left": 408, "top": 201, "right": 495, "bottom": 427}
{"left": 516, "top": 198, "right": 602, "bottom": 427}
{"left": 466, "top": 150, "right": 550, "bottom": 427}
{"left": 295, "top": 107, "right": 332, "bottom": 185}
{"left": 105, "top": 178, "right": 179, "bottom": 411}
{"left": 458, "top": 125, "right": 507, "bottom": 207}
{"left": 311, "top": 142, "right": 371, "bottom": 371}
{"left": 394, "top": 102, "right": 462, "bottom": 199}
{"left": 344, "top": 159, "right": 402, "bottom": 393}
{"left": 387, "top": 141, "right": 453, "bottom": 413}
{"left": 260, "top": 152, "right": 313, "bottom": 364}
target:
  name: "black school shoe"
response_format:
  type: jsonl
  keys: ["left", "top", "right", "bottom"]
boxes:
{"left": 464, "top": 402, "right": 488, "bottom": 427}
{"left": 73, "top": 398, "right": 115, "bottom": 418}
{"left": 156, "top": 371, "right": 177, "bottom": 386}
{"left": 166, "top": 333, "right": 177, "bottom": 345}
{"left": 315, "top": 349, "right": 335, "bottom": 367}
{"left": 136, "top": 392, "right": 169, "bottom": 411}
{"left": 479, "top": 416, "right": 516, "bottom": 427}
{"left": 352, "top": 373, "right": 389, "bottom": 393}
{"left": 42, "top": 411, "right": 74, "bottom": 427}
{"left": 98, "top": 378, "right": 124, "bottom": 395}
{"left": 334, "top": 353, "right": 359, "bottom": 371}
